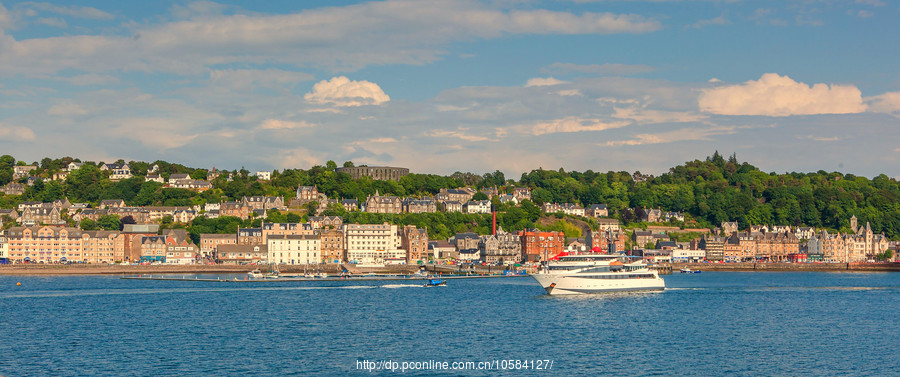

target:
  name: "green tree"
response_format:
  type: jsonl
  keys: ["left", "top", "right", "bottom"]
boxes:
{"left": 97, "top": 215, "right": 122, "bottom": 231}
{"left": 304, "top": 201, "right": 319, "bottom": 216}
{"left": 472, "top": 192, "right": 489, "bottom": 201}
{"left": 80, "top": 218, "right": 99, "bottom": 230}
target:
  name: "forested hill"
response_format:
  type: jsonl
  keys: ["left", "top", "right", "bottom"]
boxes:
{"left": 1, "top": 153, "right": 898, "bottom": 239}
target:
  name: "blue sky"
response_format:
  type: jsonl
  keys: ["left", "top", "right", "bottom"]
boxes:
{"left": 0, "top": 0, "right": 899, "bottom": 177}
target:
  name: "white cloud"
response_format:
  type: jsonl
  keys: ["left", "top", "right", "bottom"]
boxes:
{"left": 527, "top": 116, "right": 630, "bottom": 136}
{"left": 426, "top": 128, "right": 493, "bottom": 141}
{"left": 698, "top": 73, "right": 866, "bottom": 116}
{"left": 47, "top": 102, "right": 89, "bottom": 116}
{"left": 857, "top": 10, "right": 874, "bottom": 18}
{"left": 0, "top": 1, "right": 660, "bottom": 76}
{"left": 0, "top": 123, "right": 36, "bottom": 141}
{"left": 803, "top": 135, "right": 839, "bottom": 142}
{"left": 276, "top": 148, "right": 322, "bottom": 169}
{"left": 107, "top": 118, "right": 199, "bottom": 150}
{"left": 612, "top": 107, "right": 706, "bottom": 124}
{"left": 554, "top": 89, "right": 583, "bottom": 97}
{"left": 304, "top": 76, "right": 390, "bottom": 107}
{"left": 22, "top": 2, "right": 114, "bottom": 20}
{"left": 604, "top": 126, "right": 735, "bottom": 147}
{"left": 209, "top": 69, "right": 313, "bottom": 89}
{"left": 865, "top": 91, "right": 900, "bottom": 115}
{"left": 544, "top": 62, "right": 655, "bottom": 76}
{"left": 59, "top": 73, "right": 120, "bottom": 86}
{"left": 258, "top": 119, "right": 316, "bottom": 130}
{"left": 525, "top": 77, "right": 568, "bottom": 87}
{"left": 0, "top": 4, "right": 11, "bottom": 30}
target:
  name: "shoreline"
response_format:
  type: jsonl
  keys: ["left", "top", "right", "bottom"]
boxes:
{"left": 670, "top": 262, "right": 900, "bottom": 272}
{"left": 2, "top": 262, "right": 898, "bottom": 276}
{"left": 0, "top": 264, "right": 420, "bottom": 276}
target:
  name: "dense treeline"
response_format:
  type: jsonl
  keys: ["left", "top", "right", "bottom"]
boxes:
{"left": 2, "top": 153, "right": 900, "bottom": 239}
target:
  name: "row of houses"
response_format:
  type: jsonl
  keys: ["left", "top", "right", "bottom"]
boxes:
{"left": 201, "top": 219, "right": 427, "bottom": 265}
{"left": 0, "top": 224, "right": 195, "bottom": 264}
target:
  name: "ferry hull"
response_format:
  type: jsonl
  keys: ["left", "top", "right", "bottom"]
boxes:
{"left": 531, "top": 274, "right": 665, "bottom": 295}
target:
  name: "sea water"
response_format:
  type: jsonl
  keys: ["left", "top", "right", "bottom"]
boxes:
{"left": 0, "top": 272, "right": 897, "bottom": 376}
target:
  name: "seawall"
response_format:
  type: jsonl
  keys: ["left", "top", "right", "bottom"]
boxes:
{"left": 670, "top": 262, "right": 900, "bottom": 272}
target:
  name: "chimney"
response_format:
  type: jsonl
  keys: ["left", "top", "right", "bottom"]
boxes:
{"left": 492, "top": 211, "right": 497, "bottom": 235}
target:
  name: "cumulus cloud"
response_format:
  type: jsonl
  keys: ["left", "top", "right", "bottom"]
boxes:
{"left": 698, "top": 73, "right": 866, "bottom": 116}
{"left": 543, "top": 62, "right": 655, "bottom": 76}
{"left": 604, "top": 126, "right": 735, "bottom": 147}
{"left": 865, "top": 91, "right": 900, "bottom": 115}
{"left": 0, "top": 123, "right": 36, "bottom": 141}
{"left": 527, "top": 116, "right": 630, "bottom": 136}
{"left": 525, "top": 77, "right": 568, "bottom": 87}
{"left": 304, "top": 76, "right": 390, "bottom": 107}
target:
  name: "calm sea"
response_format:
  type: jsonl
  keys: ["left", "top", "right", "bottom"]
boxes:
{"left": 0, "top": 272, "right": 897, "bottom": 376}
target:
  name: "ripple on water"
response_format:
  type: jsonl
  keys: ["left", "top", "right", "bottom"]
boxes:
{"left": 0, "top": 273, "right": 897, "bottom": 376}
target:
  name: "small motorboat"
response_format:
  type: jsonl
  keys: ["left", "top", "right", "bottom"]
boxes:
{"left": 248, "top": 269, "right": 263, "bottom": 278}
{"left": 423, "top": 278, "right": 447, "bottom": 287}
{"left": 680, "top": 268, "right": 701, "bottom": 274}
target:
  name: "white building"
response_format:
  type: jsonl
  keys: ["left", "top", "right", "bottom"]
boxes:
{"left": 100, "top": 163, "right": 132, "bottom": 181}
{"left": 672, "top": 249, "right": 706, "bottom": 262}
{"left": 267, "top": 234, "right": 321, "bottom": 265}
{"left": 255, "top": 171, "right": 272, "bottom": 181}
{"left": 463, "top": 200, "right": 492, "bottom": 214}
{"left": 0, "top": 237, "right": 8, "bottom": 262}
{"left": 344, "top": 222, "right": 403, "bottom": 263}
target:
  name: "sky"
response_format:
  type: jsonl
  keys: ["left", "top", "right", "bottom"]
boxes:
{"left": 0, "top": 0, "right": 899, "bottom": 178}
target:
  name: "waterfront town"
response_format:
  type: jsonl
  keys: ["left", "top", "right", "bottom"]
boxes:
{"left": 0, "top": 160, "right": 897, "bottom": 267}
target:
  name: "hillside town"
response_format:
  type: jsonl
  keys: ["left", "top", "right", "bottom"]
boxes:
{"left": 1, "top": 160, "right": 897, "bottom": 267}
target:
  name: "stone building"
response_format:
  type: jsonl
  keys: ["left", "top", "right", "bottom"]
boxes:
{"left": 335, "top": 166, "right": 409, "bottom": 181}
{"left": 365, "top": 191, "right": 402, "bottom": 214}
{"left": 401, "top": 225, "right": 429, "bottom": 263}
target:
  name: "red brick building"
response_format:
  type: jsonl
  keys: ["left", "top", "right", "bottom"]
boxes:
{"left": 519, "top": 229, "right": 565, "bottom": 262}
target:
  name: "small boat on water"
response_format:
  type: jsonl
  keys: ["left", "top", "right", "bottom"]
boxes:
{"left": 423, "top": 279, "right": 447, "bottom": 287}
{"left": 248, "top": 269, "right": 264, "bottom": 278}
{"left": 680, "top": 268, "right": 701, "bottom": 274}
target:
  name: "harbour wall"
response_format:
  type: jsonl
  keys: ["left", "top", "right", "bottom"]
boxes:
{"left": 670, "top": 262, "right": 900, "bottom": 272}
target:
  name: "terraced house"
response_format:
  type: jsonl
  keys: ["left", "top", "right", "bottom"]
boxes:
{"left": 6, "top": 226, "right": 83, "bottom": 263}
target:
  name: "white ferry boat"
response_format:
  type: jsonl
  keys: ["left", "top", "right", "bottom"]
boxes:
{"left": 531, "top": 253, "right": 665, "bottom": 295}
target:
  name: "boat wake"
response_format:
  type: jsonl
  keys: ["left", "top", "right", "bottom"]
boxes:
{"left": 379, "top": 284, "right": 424, "bottom": 289}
